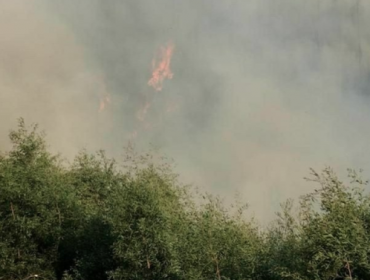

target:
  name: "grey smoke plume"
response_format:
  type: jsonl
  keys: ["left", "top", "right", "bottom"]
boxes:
{"left": 1, "top": 0, "right": 370, "bottom": 222}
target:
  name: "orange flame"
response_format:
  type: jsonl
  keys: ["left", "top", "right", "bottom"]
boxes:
{"left": 148, "top": 42, "right": 174, "bottom": 91}
{"left": 130, "top": 41, "right": 175, "bottom": 142}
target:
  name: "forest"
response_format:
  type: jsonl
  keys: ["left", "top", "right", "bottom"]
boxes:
{"left": 1, "top": 119, "right": 370, "bottom": 280}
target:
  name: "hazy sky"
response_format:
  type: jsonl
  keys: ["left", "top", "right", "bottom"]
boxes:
{"left": 1, "top": 0, "right": 370, "bottom": 222}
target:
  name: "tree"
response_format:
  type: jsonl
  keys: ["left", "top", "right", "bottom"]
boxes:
{"left": 0, "top": 119, "right": 73, "bottom": 279}
{"left": 3, "top": 119, "right": 370, "bottom": 280}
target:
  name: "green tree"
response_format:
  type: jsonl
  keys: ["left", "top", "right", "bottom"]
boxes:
{"left": 298, "top": 168, "right": 370, "bottom": 280}
{"left": 107, "top": 163, "right": 186, "bottom": 280}
{"left": 3, "top": 119, "right": 370, "bottom": 280}
{"left": 0, "top": 119, "right": 75, "bottom": 279}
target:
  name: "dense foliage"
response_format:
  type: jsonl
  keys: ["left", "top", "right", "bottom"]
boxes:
{"left": 1, "top": 119, "right": 370, "bottom": 280}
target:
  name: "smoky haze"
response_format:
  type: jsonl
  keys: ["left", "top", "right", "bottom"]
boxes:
{"left": 1, "top": 0, "right": 370, "bottom": 222}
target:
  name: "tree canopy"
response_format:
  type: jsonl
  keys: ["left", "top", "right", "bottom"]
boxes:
{"left": 1, "top": 119, "right": 370, "bottom": 280}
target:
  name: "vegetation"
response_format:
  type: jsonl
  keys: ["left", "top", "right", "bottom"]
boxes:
{"left": 1, "top": 119, "right": 370, "bottom": 280}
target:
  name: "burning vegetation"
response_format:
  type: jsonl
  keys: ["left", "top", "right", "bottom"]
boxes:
{"left": 148, "top": 41, "right": 175, "bottom": 92}
{"left": 128, "top": 41, "right": 176, "bottom": 140}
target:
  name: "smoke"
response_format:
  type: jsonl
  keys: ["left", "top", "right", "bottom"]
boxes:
{"left": 1, "top": 0, "right": 370, "bottom": 222}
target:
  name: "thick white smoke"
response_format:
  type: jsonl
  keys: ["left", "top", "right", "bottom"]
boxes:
{"left": 1, "top": 0, "right": 370, "bottom": 222}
